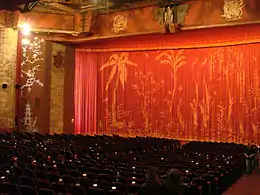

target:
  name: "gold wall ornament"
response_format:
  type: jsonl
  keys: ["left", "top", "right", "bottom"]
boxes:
{"left": 53, "top": 50, "right": 64, "bottom": 70}
{"left": 222, "top": 0, "right": 245, "bottom": 20}
{"left": 154, "top": 6, "right": 183, "bottom": 33}
{"left": 164, "top": 6, "right": 174, "bottom": 28}
{"left": 50, "top": 43, "right": 65, "bottom": 134}
{"left": 112, "top": 15, "right": 128, "bottom": 33}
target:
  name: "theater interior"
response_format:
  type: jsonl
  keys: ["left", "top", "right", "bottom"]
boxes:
{"left": 0, "top": 0, "right": 260, "bottom": 195}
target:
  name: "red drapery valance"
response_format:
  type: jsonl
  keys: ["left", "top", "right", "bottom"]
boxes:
{"left": 77, "top": 24, "right": 260, "bottom": 52}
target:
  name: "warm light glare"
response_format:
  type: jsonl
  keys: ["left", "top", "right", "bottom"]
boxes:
{"left": 22, "top": 38, "right": 30, "bottom": 45}
{"left": 21, "top": 23, "right": 31, "bottom": 36}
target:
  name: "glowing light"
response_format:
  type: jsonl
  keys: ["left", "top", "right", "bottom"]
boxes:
{"left": 20, "top": 23, "right": 31, "bottom": 36}
{"left": 112, "top": 186, "right": 116, "bottom": 190}
{"left": 93, "top": 184, "right": 98, "bottom": 187}
{"left": 21, "top": 38, "right": 30, "bottom": 45}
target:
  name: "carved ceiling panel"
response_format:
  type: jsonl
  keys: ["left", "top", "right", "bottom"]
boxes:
{"left": 0, "top": 0, "right": 194, "bottom": 13}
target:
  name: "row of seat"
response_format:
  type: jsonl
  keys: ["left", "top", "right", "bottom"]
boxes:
{"left": 0, "top": 132, "right": 247, "bottom": 195}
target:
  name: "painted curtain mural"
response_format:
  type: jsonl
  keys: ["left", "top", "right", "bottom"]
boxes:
{"left": 76, "top": 43, "right": 260, "bottom": 145}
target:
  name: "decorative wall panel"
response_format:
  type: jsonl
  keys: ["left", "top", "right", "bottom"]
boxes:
{"left": 50, "top": 43, "right": 65, "bottom": 134}
{"left": 0, "top": 28, "right": 18, "bottom": 130}
{"left": 19, "top": 36, "right": 47, "bottom": 133}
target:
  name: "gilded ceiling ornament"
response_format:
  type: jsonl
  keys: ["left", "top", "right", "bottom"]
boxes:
{"left": 154, "top": 6, "right": 180, "bottom": 33}
{"left": 222, "top": 0, "right": 245, "bottom": 20}
{"left": 164, "top": 6, "right": 174, "bottom": 26}
{"left": 112, "top": 15, "right": 128, "bottom": 33}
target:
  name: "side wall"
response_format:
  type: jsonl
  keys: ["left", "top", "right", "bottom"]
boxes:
{"left": 0, "top": 28, "right": 18, "bottom": 130}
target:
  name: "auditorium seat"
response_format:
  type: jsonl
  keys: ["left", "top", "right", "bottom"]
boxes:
{"left": 0, "top": 132, "right": 247, "bottom": 195}
{"left": 19, "top": 185, "right": 37, "bottom": 195}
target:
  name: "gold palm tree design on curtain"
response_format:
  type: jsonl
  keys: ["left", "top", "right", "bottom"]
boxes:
{"left": 99, "top": 52, "right": 137, "bottom": 125}
{"left": 156, "top": 50, "right": 186, "bottom": 134}
{"left": 156, "top": 50, "right": 186, "bottom": 113}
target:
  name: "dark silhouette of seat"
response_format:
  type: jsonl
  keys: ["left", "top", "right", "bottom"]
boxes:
{"left": 35, "top": 179, "right": 51, "bottom": 190}
{"left": 0, "top": 183, "right": 20, "bottom": 195}
{"left": 87, "top": 187, "right": 105, "bottom": 195}
{"left": 38, "top": 189, "right": 55, "bottom": 195}
{"left": 19, "top": 176, "right": 35, "bottom": 187}
{"left": 19, "top": 185, "right": 37, "bottom": 195}
{"left": 68, "top": 185, "right": 86, "bottom": 195}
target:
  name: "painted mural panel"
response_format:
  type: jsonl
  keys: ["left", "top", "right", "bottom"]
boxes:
{"left": 19, "top": 36, "right": 47, "bottom": 133}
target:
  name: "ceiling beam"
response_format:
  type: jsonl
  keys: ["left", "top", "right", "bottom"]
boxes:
{"left": 47, "top": 2, "right": 76, "bottom": 13}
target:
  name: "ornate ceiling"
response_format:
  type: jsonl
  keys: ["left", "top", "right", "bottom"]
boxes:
{"left": 0, "top": 0, "right": 194, "bottom": 13}
{"left": 1, "top": 0, "right": 259, "bottom": 43}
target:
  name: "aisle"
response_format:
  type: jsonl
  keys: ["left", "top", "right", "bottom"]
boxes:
{"left": 223, "top": 170, "right": 260, "bottom": 195}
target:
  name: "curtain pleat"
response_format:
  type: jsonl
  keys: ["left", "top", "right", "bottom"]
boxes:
{"left": 75, "top": 52, "right": 97, "bottom": 134}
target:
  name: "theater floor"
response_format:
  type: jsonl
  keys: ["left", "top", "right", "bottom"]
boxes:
{"left": 223, "top": 169, "right": 260, "bottom": 195}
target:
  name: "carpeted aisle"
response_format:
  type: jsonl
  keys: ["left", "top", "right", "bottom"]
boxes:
{"left": 223, "top": 169, "right": 260, "bottom": 195}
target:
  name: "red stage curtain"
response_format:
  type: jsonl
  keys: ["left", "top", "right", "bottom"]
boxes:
{"left": 75, "top": 25, "right": 260, "bottom": 145}
{"left": 75, "top": 51, "right": 98, "bottom": 134}
{"left": 76, "top": 43, "right": 260, "bottom": 145}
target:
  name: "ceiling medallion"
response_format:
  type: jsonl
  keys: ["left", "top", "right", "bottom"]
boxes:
{"left": 222, "top": 0, "right": 245, "bottom": 20}
{"left": 112, "top": 15, "right": 128, "bottom": 33}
